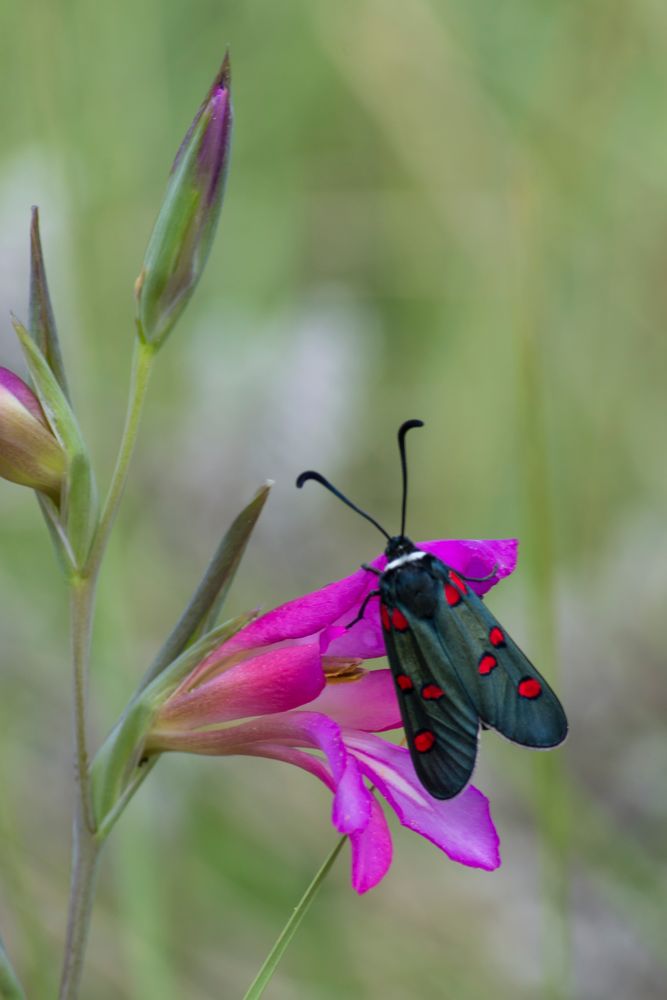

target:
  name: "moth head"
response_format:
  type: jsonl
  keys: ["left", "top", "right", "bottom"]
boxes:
{"left": 384, "top": 535, "right": 417, "bottom": 561}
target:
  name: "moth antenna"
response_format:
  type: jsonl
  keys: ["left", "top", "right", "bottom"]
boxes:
{"left": 397, "top": 419, "right": 424, "bottom": 537}
{"left": 296, "top": 470, "right": 391, "bottom": 540}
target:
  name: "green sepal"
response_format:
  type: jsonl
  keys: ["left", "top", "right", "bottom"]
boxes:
{"left": 29, "top": 207, "right": 70, "bottom": 400}
{"left": 91, "top": 610, "right": 255, "bottom": 831}
{"left": 139, "top": 480, "right": 271, "bottom": 691}
{"left": 64, "top": 450, "right": 98, "bottom": 567}
{"left": 0, "top": 936, "right": 25, "bottom": 1000}
{"left": 12, "top": 317, "right": 98, "bottom": 565}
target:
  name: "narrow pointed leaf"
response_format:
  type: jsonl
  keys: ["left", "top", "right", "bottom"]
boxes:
{"left": 36, "top": 493, "right": 76, "bottom": 574}
{"left": 29, "top": 207, "right": 69, "bottom": 400}
{"left": 141, "top": 609, "right": 258, "bottom": 699}
{"left": 142, "top": 481, "right": 271, "bottom": 687}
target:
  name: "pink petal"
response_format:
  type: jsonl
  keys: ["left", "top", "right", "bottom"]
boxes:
{"left": 249, "top": 744, "right": 393, "bottom": 893}
{"left": 349, "top": 797, "right": 393, "bottom": 893}
{"left": 217, "top": 569, "right": 370, "bottom": 656}
{"left": 344, "top": 732, "right": 501, "bottom": 871}
{"left": 0, "top": 367, "right": 47, "bottom": 425}
{"left": 185, "top": 712, "right": 374, "bottom": 835}
{"left": 419, "top": 539, "right": 517, "bottom": 596}
{"left": 161, "top": 642, "right": 325, "bottom": 727}
{"left": 307, "top": 670, "right": 401, "bottom": 733}
{"left": 327, "top": 538, "right": 518, "bottom": 659}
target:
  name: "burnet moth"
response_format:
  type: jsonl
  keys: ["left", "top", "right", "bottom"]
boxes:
{"left": 297, "top": 419, "right": 568, "bottom": 800}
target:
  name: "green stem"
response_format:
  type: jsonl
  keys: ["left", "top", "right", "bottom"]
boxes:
{"left": 58, "top": 337, "right": 156, "bottom": 999}
{"left": 58, "top": 577, "right": 100, "bottom": 1000}
{"left": 84, "top": 338, "right": 155, "bottom": 580}
{"left": 242, "top": 836, "right": 347, "bottom": 1000}
{"left": 57, "top": 820, "right": 100, "bottom": 1000}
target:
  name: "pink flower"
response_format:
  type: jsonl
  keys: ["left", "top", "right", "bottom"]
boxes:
{"left": 147, "top": 538, "right": 515, "bottom": 891}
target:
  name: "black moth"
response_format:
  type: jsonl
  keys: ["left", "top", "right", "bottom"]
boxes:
{"left": 297, "top": 419, "right": 568, "bottom": 800}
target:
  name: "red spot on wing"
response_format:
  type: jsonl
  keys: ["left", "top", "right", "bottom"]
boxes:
{"left": 422, "top": 683, "right": 444, "bottom": 700}
{"left": 444, "top": 583, "right": 462, "bottom": 607}
{"left": 414, "top": 730, "right": 435, "bottom": 753}
{"left": 391, "top": 608, "right": 409, "bottom": 631}
{"left": 381, "top": 605, "right": 391, "bottom": 631}
{"left": 518, "top": 677, "right": 542, "bottom": 699}
{"left": 448, "top": 570, "right": 467, "bottom": 594}
{"left": 478, "top": 653, "right": 497, "bottom": 675}
{"left": 396, "top": 674, "right": 413, "bottom": 691}
{"left": 489, "top": 626, "right": 505, "bottom": 647}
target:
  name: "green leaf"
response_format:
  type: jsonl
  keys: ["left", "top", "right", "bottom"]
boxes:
{"left": 29, "top": 207, "right": 70, "bottom": 400}
{"left": 140, "top": 481, "right": 271, "bottom": 690}
{"left": 0, "top": 936, "right": 25, "bottom": 1000}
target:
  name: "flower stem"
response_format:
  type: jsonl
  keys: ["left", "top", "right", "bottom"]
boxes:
{"left": 84, "top": 337, "right": 155, "bottom": 580}
{"left": 242, "top": 836, "right": 347, "bottom": 1000}
{"left": 58, "top": 336, "right": 156, "bottom": 998}
{"left": 58, "top": 576, "right": 100, "bottom": 999}
{"left": 57, "top": 818, "right": 100, "bottom": 1000}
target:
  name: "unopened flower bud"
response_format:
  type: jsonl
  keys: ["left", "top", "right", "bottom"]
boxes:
{"left": 136, "top": 55, "right": 233, "bottom": 348}
{"left": 0, "top": 367, "right": 66, "bottom": 500}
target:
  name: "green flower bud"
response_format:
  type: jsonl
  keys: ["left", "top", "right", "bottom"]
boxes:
{"left": 136, "top": 55, "right": 233, "bottom": 348}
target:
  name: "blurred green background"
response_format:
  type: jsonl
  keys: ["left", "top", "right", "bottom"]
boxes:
{"left": 1, "top": 0, "right": 666, "bottom": 996}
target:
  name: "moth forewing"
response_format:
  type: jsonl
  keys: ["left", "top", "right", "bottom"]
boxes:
{"left": 430, "top": 560, "right": 568, "bottom": 749}
{"left": 380, "top": 563, "right": 480, "bottom": 799}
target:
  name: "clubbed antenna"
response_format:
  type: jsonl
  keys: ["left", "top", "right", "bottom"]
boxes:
{"left": 397, "top": 419, "right": 424, "bottom": 537}
{"left": 296, "top": 470, "right": 391, "bottom": 540}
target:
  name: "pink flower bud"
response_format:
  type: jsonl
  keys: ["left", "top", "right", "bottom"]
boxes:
{"left": 0, "top": 367, "right": 66, "bottom": 500}
{"left": 136, "top": 55, "right": 233, "bottom": 348}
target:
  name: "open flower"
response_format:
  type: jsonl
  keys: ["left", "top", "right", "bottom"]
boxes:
{"left": 146, "top": 538, "right": 515, "bottom": 891}
{"left": 0, "top": 367, "right": 66, "bottom": 500}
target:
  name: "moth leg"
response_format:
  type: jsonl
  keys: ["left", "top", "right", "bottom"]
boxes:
{"left": 345, "top": 589, "right": 381, "bottom": 629}
{"left": 360, "top": 563, "right": 382, "bottom": 577}
{"left": 460, "top": 563, "right": 499, "bottom": 583}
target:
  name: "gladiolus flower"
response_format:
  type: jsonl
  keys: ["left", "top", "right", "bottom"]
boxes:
{"left": 136, "top": 55, "right": 233, "bottom": 348}
{"left": 147, "top": 539, "right": 515, "bottom": 891}
{"left": 0, "top": 367, "right": 66, "bottom": 500}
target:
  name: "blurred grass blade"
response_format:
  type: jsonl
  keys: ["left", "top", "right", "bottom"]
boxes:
{"left": 141, "top": 480, "right": 272, "bottom": 688}
{"left": 29, "top": 207, "right": 70, "bottom": 400}
{"left": 0, "top": 936, "right": 25, "bottom": 1000}
{"left": 243, "top": 836, "right": 347, "bottom": 1000}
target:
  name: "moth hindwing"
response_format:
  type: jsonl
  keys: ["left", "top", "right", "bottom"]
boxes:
{"left": 379, "top": 549, "right": 568, "bottom": 799}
